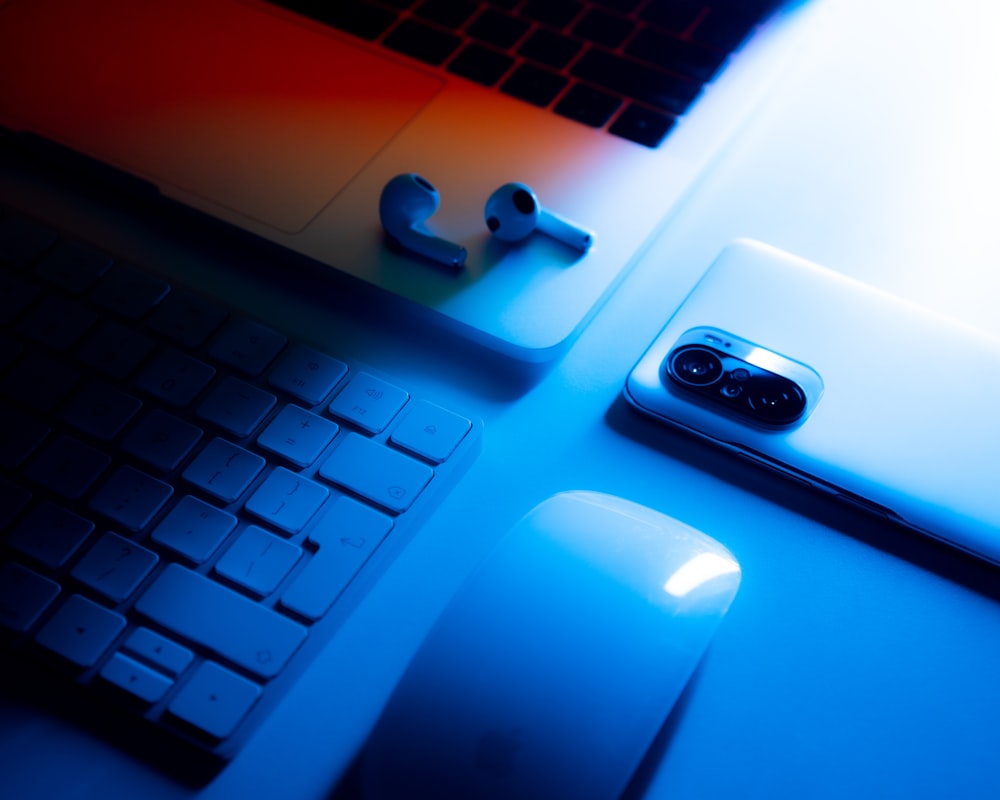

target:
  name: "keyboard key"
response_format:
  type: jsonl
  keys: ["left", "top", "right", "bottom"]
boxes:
{"left": 245, "top": 467, "right": 329, "bottom": 534}
{"left": 76, "top": 320, "right": 156, "bottom": 380}
{"left": 25, "top": 435, "right": 110, "bottom": 499}
{"left": 0, "top": 270, "right": 41, "bottom": 324}
{"left": 448, "top": 43, "right": 514, "bottom": 86}
{"left": 71, "top": 531, "right": 159, "bottom": 604}
{"left": 626, "top": 28, "right": 729, "bottom": 82}
{"left": 60, "top": 380, "right": 142, "bottom": 441}
{"left": 197, "top": 376, "right": 276, "bottom": 438}
{"left": 570, "top": 49, "right": 702, "bottom": 115}
{"left": 208, "top": 318, "right": 286, "bottom": 377}
{"left": 34, "top": 241, "right": 112, "bottom": 294}
{"left": 182, "top": 438, "right": 265, "bottom": 504}
{"left": 573, "top": 8, "right": 634, "bottom": 48}
{"left": 390, "top": 399, "right": 472, "bottom": 463}
{"left": 0, "top": 408, "right": 49, "bottom": 469}
{"left": 17, "top": 295, "right": 97, "bottom": 351}
{"left": 120, "top": 409, "right": 203, "bottom": 473}
{"left": 35, "top": 594, "right": 126, "bottom": 668}
{"left": 151, "top": 495, "right": 237, "bottom": 564}
{"left": 88, "top": 465, "right": 173, "bottom": 532}
{"left": 147, "top": 288, "right": 228, "bottom": 349}
{"left": 267, "top": 344, "right": 347, "bottom": 406}
{"left": 0, "top": 476, "right": 31, "bottom": 529}
{"left": 168, "top": 660, "right": 261, "bottom": 740}
{"left": 7, "top": 501, "right": 94, "bottom": 570}
{"left": 0, "top": 350, "right": 80, "bottom": 412}
{"left": 320, "top": 433, "right": 433, "bottom": 513}
{"left": 215, "top": 525, "right": 303, "bottom": 596}
{"left": 554, "top": 83, "right": 622, "bottom": 128}
{"left": 0, "top": 215, "right": 55, "bottom": 269}
{"left": 90, "top": 265, "right": 170, "bottom": 320}
{"left": 135, "top": 564, "right": 307, "bottom": 680}
{"left": 501, "top": 63, "right": 568, "bottom": 107}
{"left": 122, "top": 626, "right": 194, "bottom": 677}
{"left": 278, "top": 0, "right": 396, "bottom": 40}
{"left": 101, "top": 652, "right": 173, "bottom": 704}
{"left": 416, "top": 0, "right": 478, "bottom": 29}
{"left": 517, "top": 28, "right": 581, "bottom": 70}
{"left": 136, "top": 348, "right": 216, "bottom": 407}
{"left": 257, "top": 405, "right": 338, "bottom": 468}
{"left": 384, "top": 19, "right": 462, "bottom": 65}
{"left": 467, "top": 8, "right": 529, "bottom": 49}
{"left": 328, "top": 372, "right": 408, "bottom": 434}
{"left": 609, "top": 103, "right": 675, "bottom": 148}
{"left": 281, "top": 497, "right": 392, "bottom": 621}
{"left": 521, "top": 0, "right": 584, "bottom": 28}
{"left": 0, "top": 562, "right": 60, "bottom": 633}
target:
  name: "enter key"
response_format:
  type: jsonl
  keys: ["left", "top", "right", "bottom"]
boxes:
{"left": 280, "top": 497, "right": 393, "bottom": 622}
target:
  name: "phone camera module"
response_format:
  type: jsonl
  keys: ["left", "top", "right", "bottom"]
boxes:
{"left": 668, "top": 346, "right": 724, "bottom": 386}
{"left": 665, "top": 343, "right": 807, "bottom": 427}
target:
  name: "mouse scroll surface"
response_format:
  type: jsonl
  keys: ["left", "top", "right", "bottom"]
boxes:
{"left": 362, "top": 491, "right": 741, "bottom": 800}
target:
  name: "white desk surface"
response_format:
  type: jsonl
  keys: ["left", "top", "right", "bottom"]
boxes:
{"left": 4, "top": 0, "right": 1000, "bottom": 797}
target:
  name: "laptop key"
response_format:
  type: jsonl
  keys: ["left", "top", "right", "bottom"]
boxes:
{"left": 384, "top": 19, "right": 462, "bottom": 66}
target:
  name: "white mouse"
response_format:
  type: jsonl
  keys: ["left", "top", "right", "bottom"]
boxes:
{"left": 361, "top": 491, "right": 741, "bottom": 800}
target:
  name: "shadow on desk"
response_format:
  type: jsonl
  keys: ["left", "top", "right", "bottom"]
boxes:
{"left": 605, "top": 395, "right": 1000, "bottom": 605}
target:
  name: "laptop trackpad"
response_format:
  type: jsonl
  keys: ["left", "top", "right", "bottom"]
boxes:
{"left": 0, "top": 0, "right": 442, "bottom": 233}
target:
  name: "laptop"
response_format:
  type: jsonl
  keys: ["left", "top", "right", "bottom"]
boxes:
{"left": 0, "top": 0, "right": 809, "bottom": 361}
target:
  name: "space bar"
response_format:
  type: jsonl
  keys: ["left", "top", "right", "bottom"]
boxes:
{"left": 135, "top": 564, "right": 307, "bottom": 680}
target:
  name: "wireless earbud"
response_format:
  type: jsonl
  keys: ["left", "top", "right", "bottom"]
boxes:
{"left": 484, "top": 182, "right": 594, "bottom": 252}
{"left": 379, "top": 173, "right": 467, "bottom": 268}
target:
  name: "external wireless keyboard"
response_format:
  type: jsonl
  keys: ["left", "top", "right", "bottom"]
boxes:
{"left": 0, "top": 209, "right": 481, "bottom": 769}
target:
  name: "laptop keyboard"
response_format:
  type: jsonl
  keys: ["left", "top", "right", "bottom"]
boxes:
{"left": 272, "top": 0, "right": 779, "bottom": 147}
{"left": 0, "top": 209, "right": 481, "bottom": 763}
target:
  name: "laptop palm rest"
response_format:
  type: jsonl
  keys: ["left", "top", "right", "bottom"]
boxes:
{"left": 0, "top": 0, "right": 442, "bottom": 234}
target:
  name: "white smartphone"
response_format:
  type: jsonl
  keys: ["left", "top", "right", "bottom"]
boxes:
{"left": 626, "top": 240, "right": 1000, "bottom": 565}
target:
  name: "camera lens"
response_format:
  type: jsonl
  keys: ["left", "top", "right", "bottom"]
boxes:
{"left": 668, "top": 346, "right": 724, "bottom": 387}
{"left": 746, "top": 376, "right": 806, "bottom": 424}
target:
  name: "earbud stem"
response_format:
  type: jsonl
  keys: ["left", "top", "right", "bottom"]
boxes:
{"left": 539, "top": 210, "right": 594, "bottom": 252}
